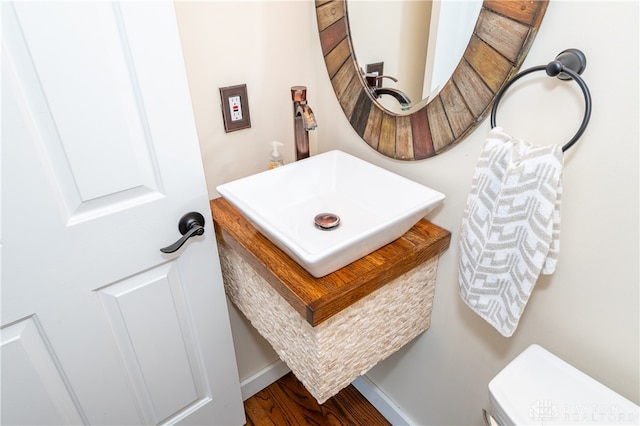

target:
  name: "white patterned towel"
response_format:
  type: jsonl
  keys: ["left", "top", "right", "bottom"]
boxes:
{"left": 459, "top": 127, "right": 563, "bottom": 337}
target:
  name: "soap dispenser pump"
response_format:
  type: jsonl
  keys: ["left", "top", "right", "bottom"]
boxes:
{"left": 268, "top": 141, "right": 285, "bottom": 170}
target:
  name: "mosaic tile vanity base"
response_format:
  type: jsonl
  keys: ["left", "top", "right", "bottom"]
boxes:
{"left": 218, "top": 240, "right": 439, "bottom": 403}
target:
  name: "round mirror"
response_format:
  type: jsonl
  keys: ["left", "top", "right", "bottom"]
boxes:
{"left": 316, "top": 0, "right": 549, "bottom": 160}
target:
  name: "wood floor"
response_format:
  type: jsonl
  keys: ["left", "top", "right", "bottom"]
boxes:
{"left": 243, "top": 372, "right": 391, "bottom": 426}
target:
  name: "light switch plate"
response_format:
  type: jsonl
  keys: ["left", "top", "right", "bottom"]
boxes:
{"left": 220, "top": 84, "right": 251, "bottom": 132}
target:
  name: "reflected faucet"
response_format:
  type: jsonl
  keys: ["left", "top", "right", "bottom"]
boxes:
{"left": 291, "top": 86, "right": 317, "bottom": 161}
{"left": 373, "top": 87, "right": 412, "bottom": 111}
{"left": 363, "top": 72, "right": 412, "bottom": 111}
{"left": 365, "top": 73, "right": 397, "bottom": 88}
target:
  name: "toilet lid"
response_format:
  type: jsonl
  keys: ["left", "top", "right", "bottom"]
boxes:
{"left": 488, "top": 344, "right": 640, "bottom": 425}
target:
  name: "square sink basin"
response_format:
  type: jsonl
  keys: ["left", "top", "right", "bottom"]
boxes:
{"left": 216, "top": 150, "right": 445, "bottom": 277}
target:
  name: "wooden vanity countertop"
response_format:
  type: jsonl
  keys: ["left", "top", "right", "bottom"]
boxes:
{"left": 210, "top": 197, "right": 451, "bottom": 327}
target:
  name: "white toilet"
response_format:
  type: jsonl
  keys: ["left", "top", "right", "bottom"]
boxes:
{"left": 486, "top": 344, "right": 640, "bottom": 425}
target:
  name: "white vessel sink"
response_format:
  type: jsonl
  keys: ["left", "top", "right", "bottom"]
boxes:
{"left": 216, "top": 150, "right": 445, "bottom": 277}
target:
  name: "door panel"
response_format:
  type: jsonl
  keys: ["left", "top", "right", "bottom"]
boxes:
{"left": 0, "top": 316, "right": 86, "bottom": 425}
{"left": 12, "top": 2, "right": 160, "bottom": 203}
{"left": 96, "top": 262, "right": 207, "bottom": 424}
{"left": 6, "top": 1, "right": 164, "bottom": 221}
{"left": 1, "top": 1, "right": 244, "bottom": 424}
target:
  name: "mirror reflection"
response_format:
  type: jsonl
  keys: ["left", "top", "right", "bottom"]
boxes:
{"left": 316, "top": 0, "right": 549, "bottom": 160}
{"left": 348, "top": 0, "right": 482, "bottom": 114}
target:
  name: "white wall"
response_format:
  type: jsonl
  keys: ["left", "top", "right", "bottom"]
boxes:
{"left": 174, "top": 0, "right": 318, "bottom": 381}
{"left": 176, "top": 1, "right": 639, "bottom": 424}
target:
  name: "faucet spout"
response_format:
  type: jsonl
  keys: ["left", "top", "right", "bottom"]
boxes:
{"left": 373, "top": 87, "right": 412, "bottom": 110}
{"left": 296, "top": 104, "right": 317, "bottom": 131}
{"left": 291, "top": 86, "right": 317, "bottom": 161}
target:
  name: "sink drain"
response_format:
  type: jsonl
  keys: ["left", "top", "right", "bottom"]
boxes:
{"left": 314, "top": 213, "right": 340, "bottom": 230}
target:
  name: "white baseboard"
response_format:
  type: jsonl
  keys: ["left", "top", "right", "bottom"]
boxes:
{"left": 240, "top": 360, "right": 412, "bottom": 425}
{"left": 352, "top": 375, "right": 414, "bottom": 426}
{"left": 239, "top": 360, "right": 291, "bottom": 401}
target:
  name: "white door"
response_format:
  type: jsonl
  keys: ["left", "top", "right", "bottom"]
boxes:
{"left": 1, "top": 1, "right": 244, "bottom": 424}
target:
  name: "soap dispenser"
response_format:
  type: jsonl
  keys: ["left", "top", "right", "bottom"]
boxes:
{"left": 268, "top": 141, "right": 285, "bottom": 169}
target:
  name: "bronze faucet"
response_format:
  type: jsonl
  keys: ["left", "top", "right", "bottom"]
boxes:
{"left": 291, "top": 86, "right": 317, "bottom": 161}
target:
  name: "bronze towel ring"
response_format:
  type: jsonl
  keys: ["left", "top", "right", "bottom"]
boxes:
{"left": 490, "top": 49, "right": 592, "bottom": 152}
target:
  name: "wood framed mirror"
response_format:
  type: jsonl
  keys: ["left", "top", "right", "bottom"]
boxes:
{"left": 316, "top": 0, "right": 549, "bottom": 160}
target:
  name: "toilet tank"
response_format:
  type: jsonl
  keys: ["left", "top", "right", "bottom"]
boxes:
{"left": 487, "top": 344, "right": 639, "bottom": 425}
